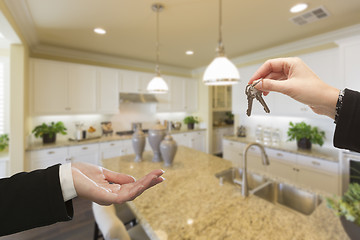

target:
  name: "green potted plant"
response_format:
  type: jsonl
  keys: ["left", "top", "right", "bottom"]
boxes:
{"left": 0, "top": 134, "right": 9, "bottom": 152}
{"left": 225, "top": 112, "right": 234, "bottom": 125}
{"left": 183, "top": 116, "right": 199, "bottom": 130}
{"left": 32, "top": 121, "right": 67, "bottom": 144}
{"left": 327, "top": 182, "right": 360, "bottom": 239}
{"left": 287, "top": 121, "right": 325, "bottom": 150}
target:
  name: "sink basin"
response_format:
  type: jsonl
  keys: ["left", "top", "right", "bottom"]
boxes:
{"left": 215, "top": 167, "right": 269, "bottom": 192}
{"left": 253, "top": 182, "right": 322, "bottom": 215}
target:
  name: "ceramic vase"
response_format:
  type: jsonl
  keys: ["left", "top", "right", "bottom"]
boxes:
{"left": 148, "top": 122, "right": 166, "bottom": 162}
{"left": 132, "top": 126, "right": 146, "bottom": 162}
{"left": 160, "top": 134, "right": 177, "bottom": 167}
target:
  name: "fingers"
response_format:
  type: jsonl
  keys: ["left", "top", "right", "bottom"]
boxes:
{"left": 102, "top": 168, "right": 136, "bottom": 185}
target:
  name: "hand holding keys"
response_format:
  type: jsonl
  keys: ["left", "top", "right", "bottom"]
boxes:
{"left": 245, "top": 79, "right": 270, "bottom": 116}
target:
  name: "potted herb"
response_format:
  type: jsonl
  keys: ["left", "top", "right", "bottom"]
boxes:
{"left": 287, "top": 121, "right": 325, "bottom": 150}
{"left": 32, "top": 121, "right": 67, "bottom": 144}
{"left": 0, "top": 134, "right": 9, "bottom": 151}
{"left": 183, "top": 116, "right": 199, "bottom": 130}
{"left": 225, "top": 112, "right": 234, "bottom": 125}
{"left": 327, "top": 183, "right": 360, "bottom": 239}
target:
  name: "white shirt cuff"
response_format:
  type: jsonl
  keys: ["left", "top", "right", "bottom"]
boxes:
{"left": 59, "top": 163, "right": 78, "bottom": 202}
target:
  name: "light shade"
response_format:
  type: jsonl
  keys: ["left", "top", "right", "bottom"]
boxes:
{"left": 203, "top": 56, "right": 240, "bottom": 85}
{"left": 147, "top": 75, "right": 168, "bottom": 94}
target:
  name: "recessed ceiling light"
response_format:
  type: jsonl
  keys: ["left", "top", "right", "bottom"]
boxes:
{"left": 290, "top": 3, "right": 308, "bottom": 13}
{"left": 94, "top": 28, "right": 106, "bottom": 35}
{"left": 185, "top": 50, "right": 194, "bottom": 55}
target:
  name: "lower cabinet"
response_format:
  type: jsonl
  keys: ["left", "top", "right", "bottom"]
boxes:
{"left": 172, "top": 131, "right": 206, "bottom": 152}
{"left": 68, "top": 143, "right": 100, "bottom": 165}
{"left": 213, "top": 127, "right": 233, "bottom": 154}
{"left": 222, "top": 139, "right": 340, "bottom": 195}
{"left": 27, "top": 147, "right": 69, "bottom": 170}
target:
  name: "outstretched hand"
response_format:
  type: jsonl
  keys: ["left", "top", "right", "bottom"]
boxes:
{"left": 248, "top": 57, "right": 339, "bottom": 119}
{"left": 71, "top": 162, "right": 164, "bottom": 205}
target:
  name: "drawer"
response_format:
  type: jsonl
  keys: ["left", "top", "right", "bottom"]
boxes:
{"left": 266, "top": 148, "right": 297, "bottom": 164}
{"left": 68, "top": 143, "right": 99, "bottom": 154}
{"left": 100, "top": 140, "right": 124, "bottom": 150}
{"left": 29, "top": 147, "right": 68, "bottom": 160}
{"left": 297, "top": 155, "right": 339, "bottom": 174}
{"left": 223, "top": 140, "right": 245, "bottom": 152}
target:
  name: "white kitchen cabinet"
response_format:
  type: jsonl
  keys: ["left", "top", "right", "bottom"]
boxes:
{"left": 170, "top": 76, "right": 186, "bottom": 112}
{"left": 223, "top": 140, "right": 245, "bottom": 167}
{"left": 137, "top": 72, "right": 152, "bottom": 93}
{"left": 190, "top": 131, "right": 205, "bottom": 152}
{"left": 97, "top": 67, "right": 119, "bottom": 114}
{"left": 100, "top": 139, "right": 135, "bottom": 162}
{"left": 155, "top": 78, "right": 172, "bottom": 112}
{"left": 27, "top": 147, "right": 69, "bottom": 171}
{"left": 0, "top": 156, "right": 9, "bottom": 178}
{"left": 118, "top": 69, "right": 139, "bottom": 93}
{"left": 212, "top": 127, "right": 233, "bottom": 154}
{"left": 32, "top": 59, "right": 69, "bottom": 114}
{"left": 184, "top": 78, "right": 198, "bottom": 113}
{"left": 213, "top": 85, "right": 232, "bottom": 111}
{"left": 68, "top": 143, "right": 100, "bottom": 165}
{"left": 68, "top": 64, "right": 97, "bottom": 113}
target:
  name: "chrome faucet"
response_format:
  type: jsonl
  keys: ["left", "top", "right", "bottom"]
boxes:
{"left": 242, "top": 142, "right": 270, "bottom": 197}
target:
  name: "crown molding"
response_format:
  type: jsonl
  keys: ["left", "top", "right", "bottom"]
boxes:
{"left": 31, "top": 44, "right": 192, "bottom": 76}
{"left": 192, "top": 23, "right": 360, "bottom": 77}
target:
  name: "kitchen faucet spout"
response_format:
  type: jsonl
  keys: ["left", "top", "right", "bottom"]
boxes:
{"left": 242, "top": 142, "right": 269, "bottom": 197}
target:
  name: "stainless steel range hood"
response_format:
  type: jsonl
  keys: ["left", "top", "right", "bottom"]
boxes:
{"left": 119, "top": 93, "right": 158, "bottom": 103}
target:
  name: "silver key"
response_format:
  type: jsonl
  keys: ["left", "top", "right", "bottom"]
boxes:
{"left": 245, "top": 84, "right": 255, "bottom": 116}
{"left": 255, "top": 90, "right": 270, "bottom": 113}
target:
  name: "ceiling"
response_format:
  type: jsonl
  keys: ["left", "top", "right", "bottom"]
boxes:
{"left": 4, "top": 0, "right": 360, "bottom": 71}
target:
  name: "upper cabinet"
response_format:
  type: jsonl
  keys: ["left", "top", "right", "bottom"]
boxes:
{"left": 212, "top": 85, "right": 232, "bottom": 111}
{"left": 31, "top": 59, "right": 118, "bottom": 115}
{"left": 118, "top": 70, "right": 152, "bottom": 93}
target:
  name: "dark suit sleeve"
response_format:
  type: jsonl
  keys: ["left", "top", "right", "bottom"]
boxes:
{"left": 334, "top": 88, "right": 360, "bottom": 153}
{"left": 0, "top": 164, "right": 74, "bottom": 236}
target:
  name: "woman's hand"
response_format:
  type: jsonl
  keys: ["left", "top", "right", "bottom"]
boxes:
{"left": 71, "top": 162, "right": 164, "bottom": 205}
{"left": 249, "top": 57, "right": 339, "bottom": 119}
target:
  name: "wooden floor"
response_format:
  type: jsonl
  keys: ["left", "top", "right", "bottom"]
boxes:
{"left": 0, "top": 198, "right": 99, "bottom": 240}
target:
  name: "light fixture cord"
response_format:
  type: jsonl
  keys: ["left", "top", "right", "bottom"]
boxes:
{"left": 217, "top": 0, "right": 224, "bottom": 55}
{"left": 155, "top": 5, "right": 160, "bottom": 76}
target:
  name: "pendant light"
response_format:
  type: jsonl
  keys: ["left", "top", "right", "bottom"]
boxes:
{"left": 203, "top": 0, "right": 240, "bottom": 85}
{"left": 147, "top": 3, "right": 169, "bottom": 94}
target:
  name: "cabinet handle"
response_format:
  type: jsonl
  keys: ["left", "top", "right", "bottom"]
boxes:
{"left": 47, "top": 151, "right": 55, "bottom": 155}
{"left": 65, "top": 107, "right": 71, "bottom": 111}
{"left": 311, "top": 161, "right": 320, "bottom": 166}
{"left": 82, "top": 147, "right": 88, "bottom": 150}
{"left": 110, "top": 143, "right": 115, "bottom": 146}
{"left": 66, "top": 158, "right": 72, "bottom": 162}
{"left": 276, "top": 153, "right": 283, "bottom": 157}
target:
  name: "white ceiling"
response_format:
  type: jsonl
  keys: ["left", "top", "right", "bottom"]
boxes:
{"left": 4, "top": 0, "right": 360, "bottom": 71}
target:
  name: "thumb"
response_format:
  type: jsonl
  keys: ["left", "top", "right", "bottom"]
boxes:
{"left": 256, "top": 78, "right": 289, "bottom": 95}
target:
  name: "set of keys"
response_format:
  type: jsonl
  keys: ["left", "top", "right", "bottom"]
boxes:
{"left": 245, "top": 79, "right": 270, "bottom": 116}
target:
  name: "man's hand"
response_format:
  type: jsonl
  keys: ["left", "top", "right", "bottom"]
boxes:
{"left": 71, "top": 162, "right": 164, "bottom": 205}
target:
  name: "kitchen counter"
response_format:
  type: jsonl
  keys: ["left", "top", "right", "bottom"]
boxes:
{"left": 26, "top": 128, "right": 206, "bottom": 151}
{"left": 224, "top": 135, "right": 339, "bottom": 163}
{"left": 102, "top": 146, "right": 348, "bottom": 240}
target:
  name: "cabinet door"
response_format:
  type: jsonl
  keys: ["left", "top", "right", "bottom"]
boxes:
{"left": 118, "top": 70, "right": 139, "bottom": 93}
{"left": 155, "top": 78, "right": 172, "bottom": 112}
{"left": 68, "top": 64, "right": 97, "bottom": 113}
{"left": 223, "top": 140, "right": 245, "bottom": 168}
{"left": 297, "top": 166, "right": 339, "bottom": 195}
{"left": 184, "top": 78, "right": 198, "bottom": 113}
{"left": 341, "top": 39, "right": 360, "bottom": 90}
{"left": 32, "top": 59, "right": 68, "bottom": 114}
{"left": 97, "top": 68, "right": 119, "bottom": 114}
{"left": 137, "top": 72, "right": 153, "bottom": 93}
{"left": 170, "top": 77, "right": 186, "bottom": 111}
{"left": 69, "top": 144, "right": 99, "bottom": 165}
{"left": 28, "top": 147, "right": 68, "bottom": 170}
{"left": 100, "top": 141, "right": 124, "bottom": 160}
{"left": 172, "top": 133, "right": 190, "bottom": 148}
{"left": 267, "top": 159, "right": 296, "bottom": 182}
{"left": 190, "top": 131, "right": 205, "bottom": 152}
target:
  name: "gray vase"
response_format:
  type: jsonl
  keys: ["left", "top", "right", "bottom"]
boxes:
{"left": 148, "top": 122, "right": 166, "bottom": 162}
{"left": 160, "top": 134, "right": 177, "bottom": 167}
{"left": 132, "top": 126, "right": 146, "bottom": 162}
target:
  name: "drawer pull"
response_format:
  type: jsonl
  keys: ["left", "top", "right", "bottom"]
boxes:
{"left": 276, "top": 153, "right": 284, "bottom": 157}
{"left": 311, "top": 161, "right": 320, "bottom": 166}
{"left": 110, "top": 143, "right": 115, "bottom": 146}
{"left": 82, "top": 147, "right": 88, "bottom": 150}
{"left": 47, "top": 151, "right": 55, "bottom": 155}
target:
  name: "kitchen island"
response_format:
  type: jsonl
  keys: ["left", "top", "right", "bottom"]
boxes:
{"left": 102, "top": 146, "right": 348, "bottom": 240}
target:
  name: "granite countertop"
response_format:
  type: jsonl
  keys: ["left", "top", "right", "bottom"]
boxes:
{"left": 223, "top": 135, "right": 339, "bottom": 163}
{"left": 102, "top": 146, "right": 348, "bottom": 240}
{"left": 26, "top": 128, "right": 206, "bottom": 151}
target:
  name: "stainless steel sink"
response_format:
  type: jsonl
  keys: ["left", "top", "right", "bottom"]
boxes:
{"left": 215, "top": 167, "right": 270, "bottom": 192}
{"left": 253, "top": 182, "right": 322, "bottom": 215}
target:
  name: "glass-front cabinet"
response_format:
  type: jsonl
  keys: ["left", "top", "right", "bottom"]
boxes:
{"left": 212, "top": 86, "right": 232, "bottom": 111}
